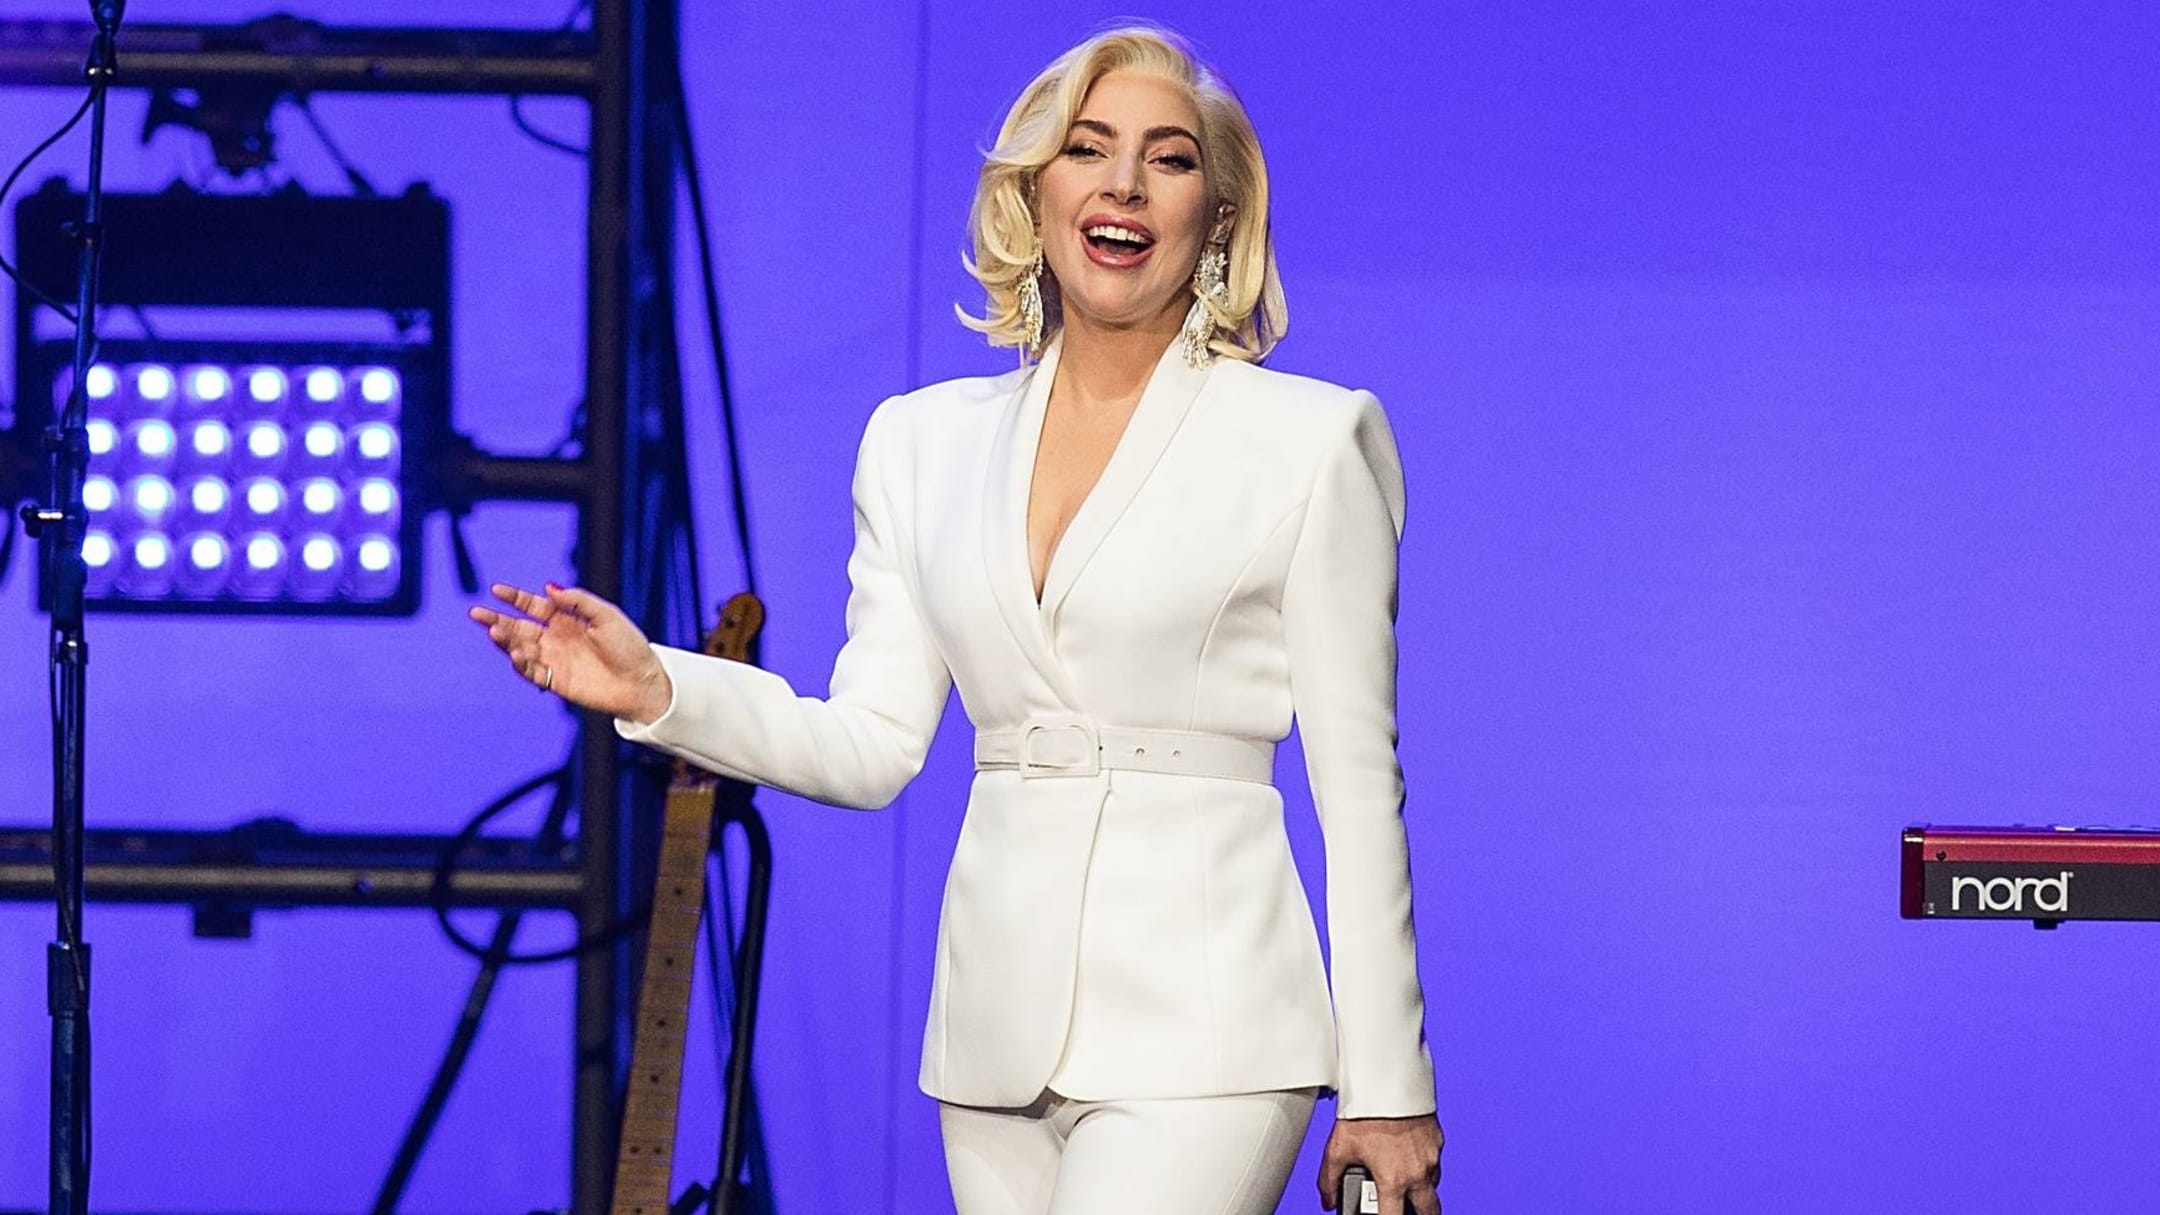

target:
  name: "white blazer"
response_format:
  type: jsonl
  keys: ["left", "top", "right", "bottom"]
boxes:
{"left": 617, "top": 335, "right": 1435, "bottom": 1118}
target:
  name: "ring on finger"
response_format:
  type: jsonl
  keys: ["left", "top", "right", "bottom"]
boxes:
{"left": 541, "top": 664, "right": 554, "bottom": 693}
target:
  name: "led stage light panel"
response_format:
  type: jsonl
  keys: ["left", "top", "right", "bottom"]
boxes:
{"left": 33, "top": 341, "right": 425, "bottom": 615}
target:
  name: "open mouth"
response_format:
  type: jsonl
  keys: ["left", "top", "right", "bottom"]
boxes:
{"left": 1083, "top": 223, "right": 1155, "bottom": 258}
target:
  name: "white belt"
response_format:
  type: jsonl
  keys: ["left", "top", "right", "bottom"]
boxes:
{"left": 974, "top": 717, "right": 1275, "bottom": 783}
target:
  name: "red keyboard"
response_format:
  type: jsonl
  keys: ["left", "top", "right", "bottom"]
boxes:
{"left": 1903, "top": 825, "right": 2160, "bottom": 924}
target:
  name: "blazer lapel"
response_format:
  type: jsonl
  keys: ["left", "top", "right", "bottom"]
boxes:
{"left": 981, "top": 336, "right": 1081, "bottom": 705}
{"left": 1037, "top": 338, "right": 1212, "bottom": 621}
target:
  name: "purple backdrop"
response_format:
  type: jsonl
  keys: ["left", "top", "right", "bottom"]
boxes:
{"left": 3, "top": 2, "right": 2157, "bottom": 1211}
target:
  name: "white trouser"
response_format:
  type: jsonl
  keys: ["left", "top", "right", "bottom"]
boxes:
{"left": 939, "top": 1087, "right": 1318, "bottom": 1215}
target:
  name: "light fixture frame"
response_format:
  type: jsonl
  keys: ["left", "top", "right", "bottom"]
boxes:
{"left": 21, "top": 337, "right": 432, "bottom": 615}
{"left": 9, "top": 181, "right": 451, "bottom": 616}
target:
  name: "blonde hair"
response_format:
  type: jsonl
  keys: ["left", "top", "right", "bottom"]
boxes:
{"left": 958, "top": 25, "right": 1287, "bottom": 363}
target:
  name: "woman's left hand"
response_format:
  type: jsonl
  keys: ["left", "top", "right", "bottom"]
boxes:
{"left": 1317, "top": 1113, "right": 1442, "bottom": 1214}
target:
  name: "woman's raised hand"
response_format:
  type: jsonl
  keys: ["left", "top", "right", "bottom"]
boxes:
{"left": 468, "top": 582, "right": 674, "bottom": 724}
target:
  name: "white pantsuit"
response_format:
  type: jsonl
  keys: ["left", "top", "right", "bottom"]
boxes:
{"left": 616, "top": 335, "right": 1434, "bottom": 1200}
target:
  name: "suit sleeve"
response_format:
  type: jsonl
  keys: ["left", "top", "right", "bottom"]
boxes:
{"left": 614, "top": 397, "right": 954, "bottom": 810}
{"left": 1280, "top": 391, "right": 1436, "bottom": 1118}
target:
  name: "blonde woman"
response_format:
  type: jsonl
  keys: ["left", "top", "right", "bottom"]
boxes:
{"left": 473, "top": 25, "right": 1442, "bottom": 1215}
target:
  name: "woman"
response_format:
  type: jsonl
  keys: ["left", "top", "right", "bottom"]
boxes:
{"left": 472, "top": 25, "right": 1442, "bottom": 1215}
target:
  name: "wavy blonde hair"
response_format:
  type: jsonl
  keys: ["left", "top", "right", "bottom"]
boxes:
{"left": 958, "top": 25, "right": 1287, "bottom": 363}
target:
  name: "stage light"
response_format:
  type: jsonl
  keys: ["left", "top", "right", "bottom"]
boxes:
{"left": 183, "top": 476, "right": 233, "bottom": 529}
{"left": 243, "top": 422, "right": 285, "bottom": 462}
{"left": 354, "top": 423, "right": 395, "bottom": 461}
{"left": 358, "top": 367, "right": 399, "bottom": 408}
{"left": 133, "top": 419, "right": 176, "bottom": 460}
{"left": 187, "top": 366, "right": 232, "bottom": 404}
{"left": 246, "top": 367, "right": 286, "bottom": 405}
{"left": 187, "top": 425, "right": 230, "bottom": 462}
{"left": 298, "top": 477, "right": 342, "bottom": 523}
{"left": 128, "top": 475, "right": 175, "bottom": 520}
{"left": 303, "top": 367, "right": 342, "bottom": 407}
{"left": 11, "top": 188, "right": 445, "bottom": 616}
{"left": 135, "top": 365, "right": 176, "bottom": 406}
{"left": 301, "top": 421, "right": 342, "bottom": 460}
{"left": 19, "top": 341, "right": 428, "bottom": 614}
{"left": 355, "top": 478, "right": 398, "bottom": 521}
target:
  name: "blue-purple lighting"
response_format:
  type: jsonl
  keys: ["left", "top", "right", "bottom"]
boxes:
{"left": 243, "top": 423, "right": 285, "bottom": 461}
{"left": 134, "top": 365, "right": 176, "bottom": 405}
{"left": 246, "top": 367, "right": 287, "bottom": 405}
{"left": 356, "top": 537, "right": 395, "bottom": 573}
{"left": 185, "top": 477, "right": 232, "bottom": 524}
{"left": 84, "top": 363, "right": 117, "bottom": 401}
{"left": 132, "top": 533, "right": 171, "bottom": 571}
{"left": 177, "top": 533, "right": 234, "bottom": 596}
{"left": 301, "top": 422, "right": 344, "bottom": 461}
{"left": 290, "top": 534, "right": 343, "bottom": 601}
{"left": 233, "top": 532, "right": 286, "bottom": 600}
{"left": 242, "top": 478, "right": 286, "bottom": 522}
{"left": 352, "top": 423, "right": 398, "bottom": 465}
{"left": 355, "top": 478, "right": 399, "bottom": 521}
{"left": 357, "top": 368, "right": 400, "bottom": 407}
{"left": 45, "top": 352, "right": 411, "bottom": 609}
{"left": 299, "top": 478, "right": 343, "bottom": 522}
{"left": 303, "top": 367, "right": 343, "bottom": 406}
{"left": 81, "top": 531, "right": 115, "bottom": 568}
{"left": 133, "top": 419, "right": 177, "bottom": 460}
{"left": 187, "top": 366, "right": 232, "bottom": 404}
{"left": 190, "top": 421, "right": 230, "bottom": 458}
{"left": 188, "top": 534, "right": 227, "bottom": 570}
{"left": 301, "top": 535, "right": 339, "bottom": 572}
{"left": 119, "top": 532, "right": 177, "bottom": 598}
{"left": 128, "top": 476, "right": 176, "bottom": 520}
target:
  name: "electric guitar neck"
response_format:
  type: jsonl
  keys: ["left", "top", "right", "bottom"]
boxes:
{"left": 608, "top": 592, "right": 765, "bottom": 1215}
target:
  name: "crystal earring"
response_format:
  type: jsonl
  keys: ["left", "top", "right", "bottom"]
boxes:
{"left": 1017, "top": 247, "right": 1046, "bottom": 352}
{"left": 1181, "top": 243, "right": 1229, "bottom": 368}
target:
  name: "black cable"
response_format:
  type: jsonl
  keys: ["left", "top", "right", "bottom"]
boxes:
{"left": 674, "top": 64, "right": 759, "bottom": 600}
{"left": 510, "top": 95, "right": 589, "bottom": 158}
{"left": 0, "top": 91, "right": 95, "bottom": 323}
{"left": 428, "top": 766, "right": 651, "bottom": 965}
{"left": 375, "top": 756, "right": 579, "bottom": 1215}
{"left": 701, "top": 860, "right": 774, "bottom": 1213}
{"left": 293, "top": 94, "right": 379, "bottom": 197}
{"left": 508, "top": 0, "right": 594, "bottom": 158}
{"left": 674, "top": 55, "right": 779, "bottom": 1212}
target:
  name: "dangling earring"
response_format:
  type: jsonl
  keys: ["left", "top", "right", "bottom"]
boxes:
{"left": 1182, "top": 242, "right": 1229, "bottom": 369}
{"left": 1017, "top": 247, "right": 1046, "bottom": 353}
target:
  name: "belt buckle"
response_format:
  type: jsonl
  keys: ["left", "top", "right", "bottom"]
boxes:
{"left": 1019, "top": 719, "right": 1100, "bottom": 779}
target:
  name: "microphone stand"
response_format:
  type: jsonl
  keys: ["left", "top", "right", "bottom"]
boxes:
{"left": 18, "top": 3, "right": 126, "bottom": 1214}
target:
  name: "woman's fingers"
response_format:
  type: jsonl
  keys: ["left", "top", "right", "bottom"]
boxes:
{"left": 474, "top": 581, "right": 655, "bottom": 716}
{"left": 491, "top": 581, "right": 557, "bottom": 624}
{"left": 543, "top": 582, "right": 617, "bottom": 627}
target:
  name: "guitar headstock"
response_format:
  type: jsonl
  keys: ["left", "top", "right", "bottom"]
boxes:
{"left": 702, "top": 591, "right": 764, "bottom": 664}
{"left": 670, "top": 592, "right": 764, "bottom": 789}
